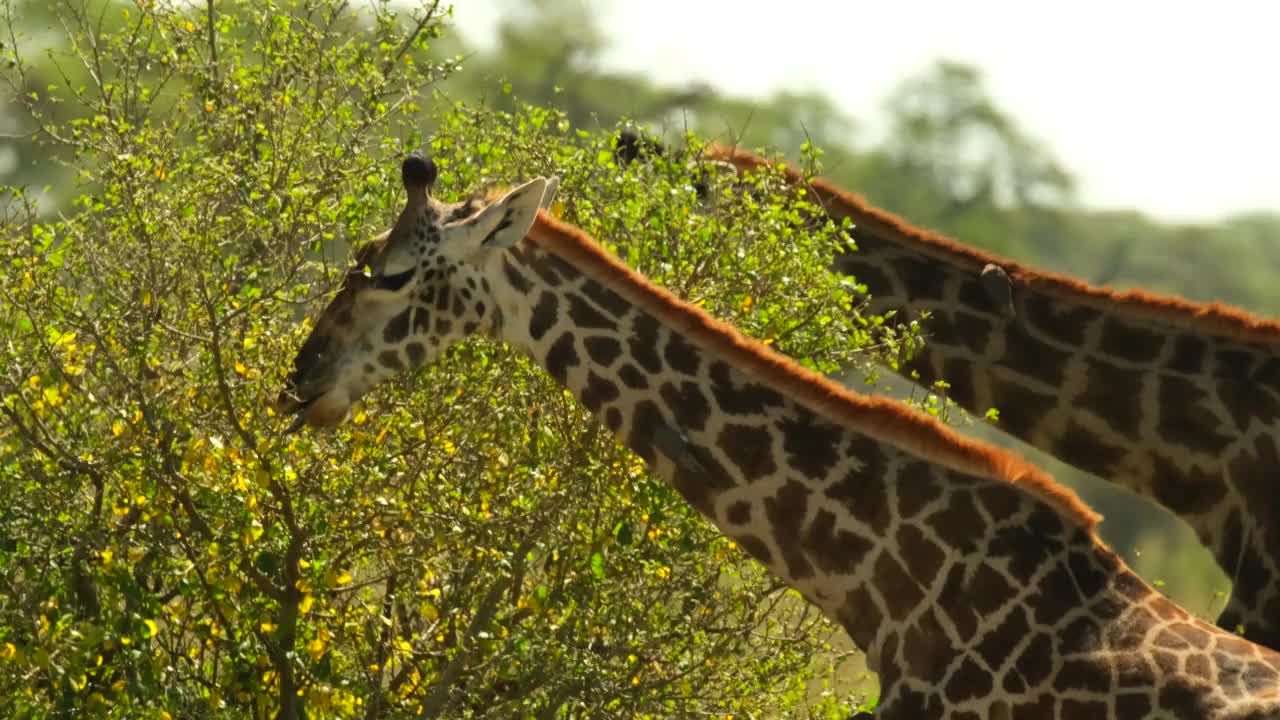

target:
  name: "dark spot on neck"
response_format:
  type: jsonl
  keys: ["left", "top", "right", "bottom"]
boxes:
{"left": 617, "top": 363, "right": 648, "bottom": 390}
{"left": 726, "top": 501, "right": 752, "bottom": 526}
{"left": 716, "top": 423, "right": 776, "bottom": 482}
{"left": 503, "top": 257, "right": 532, "bottom": 294}
{"left": 529, "top": 292, "right": 559, "bottom": 341}
{"left": 628, "top": 314, "right": 663, "bottom": 373}
{"left": 584, "top": 336, "right": 623, "bottom": 367}
{"left": 709, "top": 361, "right": 784, "bottom": 414}
{"left": 544, "top": 331, "right": 580, "bottom": 385}
{"left": 383, "top": 308, "right": 412, "bottom": 344}
{"left": 405, "top": 342, "right": 426, "bottom": 366}
{"left": 777, "top": 407, "right": 842, "bottom": 479}
{"left": 659, "top": 381, "right": 711, "bottom": 433}
{"left": 580, "top": 372, "right": 620, "bottom": 413}
{"left": 567, "top": 294, "right": 616, "bottom": 331}
{"left": 627, "top": 400, "right": 664, "bottom": 464}
{"left": 378, "top": 350, "right": 404, "bottom": 372}
{"left": 580, "top": 277, "right": 631, "bottom": 317}
{"left": 763, "top": 480, "right": 816, "bottom": 580}
{"left": 663, "top": 332, "right": 701, "bottom": 376}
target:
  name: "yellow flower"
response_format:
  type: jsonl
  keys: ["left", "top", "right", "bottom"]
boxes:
{"left": 307, "top": 637, "right": 326, "bottom": 660}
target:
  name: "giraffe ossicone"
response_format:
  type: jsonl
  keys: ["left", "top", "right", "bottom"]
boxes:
{"left": 278, "top": 154, "right": 1280, "bottom": 718}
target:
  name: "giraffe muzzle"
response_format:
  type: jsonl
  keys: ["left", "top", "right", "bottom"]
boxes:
{"left": 275, "top": 359, "right": 336, "bottom": 432}
{"left": 276, "top": 392, "right": 317, "bottom": 434}
{"left": 274, "top": 383, "right": 353, "bottom": 432}
{"left": 275, "top": 349, "right": 360, "bottom": 431}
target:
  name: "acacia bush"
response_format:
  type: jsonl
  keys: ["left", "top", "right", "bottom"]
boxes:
{"left": 1, "top": 1, "right": 896, "bottom": 717}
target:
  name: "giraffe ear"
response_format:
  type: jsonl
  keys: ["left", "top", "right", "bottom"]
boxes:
{"left": 441, "top": 177, "right": 548, "bottom": 260}
{"left": 539, "top": 176, "right": 560, "bottom": 210}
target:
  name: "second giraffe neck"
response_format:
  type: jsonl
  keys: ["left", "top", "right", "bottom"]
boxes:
{"left": 707, "top": 145, "right": 1280, "bottom": 649}
{"left": 829, "top": 185, "right": 1280, "bottom": 650}
{"left": 473, "top": 214, "right": 1280, "bottom": 717}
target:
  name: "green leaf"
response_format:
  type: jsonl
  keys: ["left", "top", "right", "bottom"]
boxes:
{"left": 613, "top": 521, "right": 633, "bottom": 547}
{"left": 255, "top": 551, "right": 281, "bottom": 573}
{"left": 589, "top": 552, "right": 605, "bottom": 580}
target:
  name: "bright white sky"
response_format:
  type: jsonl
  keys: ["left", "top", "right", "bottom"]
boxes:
{"left": 453, "top": 0, "right": 1280, "bottom": 223}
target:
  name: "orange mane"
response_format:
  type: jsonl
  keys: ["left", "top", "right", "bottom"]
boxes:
{"left": 527, "top": 212, "right": 1102, "bottom": 531}
{"left": 706, "top": 144, "right": 1280, "bottom": 346}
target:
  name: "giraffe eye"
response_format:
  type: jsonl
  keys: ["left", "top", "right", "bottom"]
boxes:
{"left": 375, "top": 268, "right": 415, "bottom": 292}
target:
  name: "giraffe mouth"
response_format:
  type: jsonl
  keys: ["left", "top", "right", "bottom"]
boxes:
{"left": 275, "top": 390, "right": 318, "bottom": 434}
{"left": 276, "top": 330, "right": 348, "bottom": 432}
{"left": 275, "top": 376, "right": 354, "bottom": 432}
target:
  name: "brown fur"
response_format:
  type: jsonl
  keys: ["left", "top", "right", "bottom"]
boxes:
{"left": 706, "top": 144, "right": 1280, "bottom": 346}
{"left": 527, "top": 212, "right": 1102, "bottom": 531}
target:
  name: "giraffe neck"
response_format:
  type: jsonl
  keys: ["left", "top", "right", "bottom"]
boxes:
{"left": 478, "top": 212, "right": 1280, "bottom": 717}
{"left": 708, "top": 145, "right": 1280, "bottom": 651}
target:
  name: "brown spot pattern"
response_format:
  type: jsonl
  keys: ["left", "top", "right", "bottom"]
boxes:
{"left": 1001, "top": 324, "right": 1073, "bottom": 387}
{"left": 528, "top": 291, "right": 558, "bottom": 340}
{"left": 567, "top": 293, "right": 616, "bottom": 330}
{"left": 777, "top": 409, "right": 843, "bottom": 480}
{"left": 1099, "top": 316, "right": 1164, "bottom": 364}
{"left": 763, "top": 480, "right": 816, "bottom": 580}
{"left": 616, "top": 363, "right": 648, "bottom": 390}
{"left": 580, "top": 371, "right": 620, "bottom": 413}
{"left": 378, "top": 350, "right": 404, "bottom": 372}
{"left": 579, "top": 277, "right": 631, "bottom": 317}
{"left": 659, "top": 381, "right": 711, "bottom": 432}
{"left": 716, "top": 423, "right": 776, "bottom": 482}
{"left": 628, "top": 313, "right": 663, "bottom": 373}
{"left": 1156, "top": 375, "right": 1235, "bottom": 455}
{"left": 544, "top": 332, "right": 579, "bottom": 385}
{"left": 383, "top": 307, "right": 412, "bottom": 344}
{"left": 502, "top": 257, "right": 531, "bottom": 294}
{"left": 1022, "top": 293, "right": 1091, "bottom": 346}
{"left": 725, "top": 500, "right": 752, "bottom": 526}
{"left": 709, "top": 361, "right": 784, "bottom": 414}
{"left": 405, "top": 342, "right": 425, "bottom": 366}
{"left": 663, "top": 332, "right": 701, "bottom": 376}
{"left": 803, "top": 508, "right": 873, "bottom": 574}
{"left": 584, "top": 336, "right": 623, "bottom": 367}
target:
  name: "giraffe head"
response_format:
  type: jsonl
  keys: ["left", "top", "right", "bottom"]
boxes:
{"left": 276, "top": 153, "right": 558, "bottom": 429}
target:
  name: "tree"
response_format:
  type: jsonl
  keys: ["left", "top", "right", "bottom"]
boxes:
{"left": 0, "top": 1, "right": 881, "bottom": 716}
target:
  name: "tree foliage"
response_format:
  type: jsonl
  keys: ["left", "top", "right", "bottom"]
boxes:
{"left": 0, "top": 1, "right": 886, "bottom": 717}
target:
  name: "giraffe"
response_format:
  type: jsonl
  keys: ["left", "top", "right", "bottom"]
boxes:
{"left": 276, "top": 153, "right": 1280, "bottom": 718}
{"left": 704, "top": 144, "right": 1280, "bottom": 651}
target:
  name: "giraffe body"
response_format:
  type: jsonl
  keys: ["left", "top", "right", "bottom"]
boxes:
{"left": 278, "top": 155, "right": 1280, "bottom": 718}
{"left": 707, "top": 145, "right": 1280, "bottom": 650}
